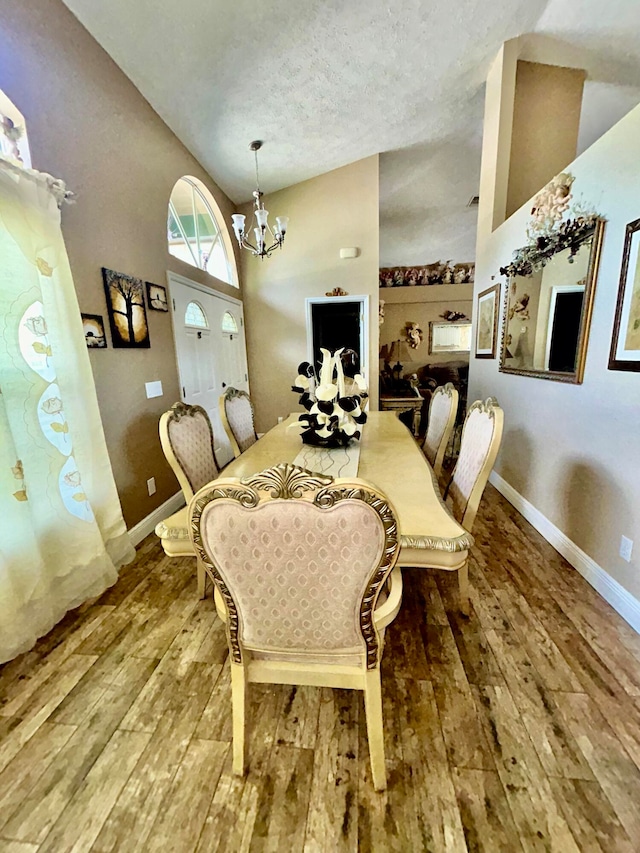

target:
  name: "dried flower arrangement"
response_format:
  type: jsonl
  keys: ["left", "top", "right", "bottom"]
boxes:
{"left": 499, "top": 172, "right": 601, "bottom": 278}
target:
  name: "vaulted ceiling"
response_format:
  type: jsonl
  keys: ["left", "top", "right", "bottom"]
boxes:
{"left": 61, "top": 0, "right": 640, "bottom": 266}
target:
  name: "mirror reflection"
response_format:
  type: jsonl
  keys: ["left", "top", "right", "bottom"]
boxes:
{"left": 500, "top": 222, "right": 603, "bottom": 383}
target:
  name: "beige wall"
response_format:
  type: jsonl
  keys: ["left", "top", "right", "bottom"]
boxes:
{"left": 241, "top": 156, "right": 380, "bottom": 433}
{"left": 506, "top": 61, "right": 585, "bottom": 219}
{"left": 476, "top": 39, "right": 519, "bottom": 242}
{"left": 1, "top": 0, "right": 241, "bottom": 527}
{"left": 380, "top": 284, "right": 473, "bottom": 372}
{"left": 470, "top": 102, "right": 640, "bottom": 604}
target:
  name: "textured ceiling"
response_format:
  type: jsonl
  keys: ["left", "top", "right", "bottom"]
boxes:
{"left": 60, "top": 0, "right": 640, "bottom": 266}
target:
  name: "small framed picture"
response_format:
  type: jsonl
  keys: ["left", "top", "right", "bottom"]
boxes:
{"left": 609, "top": 217, "right": 640, "bottom": 372}
{"left": 475, "top": 284, "right": 500, "bottom": 359}
{"left": 81, "top": 313, "right": 107, "bottom": 349}
{"left": 146, "top": 281, "right": 169, "bottom": 312}
{"left": 102, "top": 267, "right": 150, "bottom": 348}
{"left": 428, "top": 321, "right": 472, "bottom": 354}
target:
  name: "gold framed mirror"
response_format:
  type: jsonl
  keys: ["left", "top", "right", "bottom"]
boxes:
{"left": 499, "top": 219, "right": 604, "bottom": 383}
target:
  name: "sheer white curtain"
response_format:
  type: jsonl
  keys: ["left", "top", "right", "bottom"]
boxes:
{"left": 0, "top": 156, "right": 134, "bottom": 663}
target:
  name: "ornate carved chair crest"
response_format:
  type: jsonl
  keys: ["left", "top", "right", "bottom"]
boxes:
{"left": 189, "top": 462, "right": 402, "bottom": 790}
{"left": 219, "top": 387, "right": 257, "bottom": 458}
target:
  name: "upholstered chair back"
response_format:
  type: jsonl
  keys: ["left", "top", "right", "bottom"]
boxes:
{"left": 190, "top": 463, "right": 399, "bottom": 668}
{"left": 220, "top": 388, "right": 257, "bottom": 458}
{"left": 447, "top": 397, "right": 504, "bottom": 532}
{"left": 423, "top": 383, "right": 459, "bottom": 476}
{"left": 159, "top": 403, "right": 219, "bottom": 502}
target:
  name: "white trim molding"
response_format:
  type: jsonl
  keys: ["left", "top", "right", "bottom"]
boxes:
{"left": 489, "top": 471, "right": 640, "bottom": 635}
{"left": 128, "top": 491, "right": 185, "bottom": 547}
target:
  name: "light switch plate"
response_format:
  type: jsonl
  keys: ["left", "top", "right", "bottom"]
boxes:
{"left": 147, "top": 477, "right": 156, "bottom": 497}
{"left": 145, "top": 380, "right": 163, "bottom": 399}
{"left": 620, "top": 535, "right": 633, "bottom": 562}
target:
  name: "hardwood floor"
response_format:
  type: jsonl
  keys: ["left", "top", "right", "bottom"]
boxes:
{"left": 2, "top": 484, "right": 640, "bottom": 852}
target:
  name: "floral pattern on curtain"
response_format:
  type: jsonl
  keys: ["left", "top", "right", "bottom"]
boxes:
{"left": 0, "top": 156, "right": 134, "bottom": 663}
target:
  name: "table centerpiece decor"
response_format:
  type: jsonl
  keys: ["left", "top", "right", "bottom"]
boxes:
{"left": 291, "top": 347, "right": 368, "bottom": 447}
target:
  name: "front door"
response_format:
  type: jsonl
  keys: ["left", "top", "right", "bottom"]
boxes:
{"left": 169, "top": 274, "right": 249, "bottom": 468}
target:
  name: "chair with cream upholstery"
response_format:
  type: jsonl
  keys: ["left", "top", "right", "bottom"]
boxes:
{"left": 220, "top": 387, "right": 257, "bottom": 458}
{"left": 422, "top": 382, "right": 459, "bottom": 477}
{"left": 190, "top": 462, "right": 402, "bottom": 791}
{"left": 155, "top": 402, "right": 219, "bottom": 597}
{"left": 443, "top": 397, "right": 504, "bottom": 611}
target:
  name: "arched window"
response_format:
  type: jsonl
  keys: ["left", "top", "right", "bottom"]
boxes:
{"left": 168, "top": 176, "right": 236, "bottom": 286}
{"left": 221, "top": 311, "right": 238, "bottom": 334}
{"left": 0, "top": 89, "right": 31, "bottom": 168}
{"left": 184, "top": 301, "right": 208, "bottom": 329}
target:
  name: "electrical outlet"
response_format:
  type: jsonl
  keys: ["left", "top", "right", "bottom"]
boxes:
{"left": 147, "top": 477, "right": 156, "bottom": 497}
{"left": 620, "top": 535, "right": 633, "bottom": 563}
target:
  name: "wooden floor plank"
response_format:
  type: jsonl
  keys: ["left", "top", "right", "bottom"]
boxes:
{"left": 1, "top": 657, "right": 157, "bottom": 845}
{"left": 452, "top": 768, "right": 523, "bottom": 853}
{"left": 248, "top": 743, "right": 314, "bottom": 852}
{"left": 0, "top": 653, "right": 97, "bottom": 776}
{"left": 37, "top": 729, "right": 151, "bottom": 853}
{"left": 142, "top": 738, "right": 228, "bottom": 853}
{"left": 303, "top": 688, "right": 359, "bottom": 853}
{"left": 472, "top": 684, "right": 580, "bottom": 852}
{"left": 0, "top": 721, "right": 76, "bottom": 836}
{"left": 555, "top": 691, "right": 640, "bottom": 843}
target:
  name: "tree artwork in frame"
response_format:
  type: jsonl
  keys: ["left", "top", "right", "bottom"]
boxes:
{"left": 102, "top": 267, "right": 150, "bottom": 348}
{"left": 475, "top": 284, "right": 500, "bottom": 359}
{"left": 609, "top": 217, "right": 640, "bottom": 372}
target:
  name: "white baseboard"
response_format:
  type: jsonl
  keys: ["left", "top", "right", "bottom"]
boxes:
{"left": 489, "top": 471, "right": 640, "bottom": 635}
{"left": 128, "top": 491, "right": 185, "bottom": 547}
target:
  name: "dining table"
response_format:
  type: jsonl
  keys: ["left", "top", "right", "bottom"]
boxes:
{"left": 222, "top": 411, "right": 472, "bottom": 572}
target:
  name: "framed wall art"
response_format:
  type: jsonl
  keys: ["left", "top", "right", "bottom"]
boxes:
{"left": 428, "top": 321, "right": 472, "bottom": 354}
{"left": 475, "top": 284, "right": 500, "bottom": 359}
{"left": 609, "top": 216, "right": 640, "bottom": 372}
{"left": 146, "top": 281, "right": 169, "bottom": 312}
{"left": 81, "top": 313, "right": 107, "bottom": 349}
{"left": 102, "top": 267, "right": 150, "bottom": 348}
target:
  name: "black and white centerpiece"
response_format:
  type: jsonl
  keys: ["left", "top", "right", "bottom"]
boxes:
{"left": 292, "top": 348, "right": 368, "bottom": 447}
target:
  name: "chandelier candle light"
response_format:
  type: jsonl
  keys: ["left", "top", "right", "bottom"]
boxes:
{"left": 291, "top": 348, "right": 368, "bottom": 447}
{"left": 231, "top": 141, "right": 289, "bottom": 259}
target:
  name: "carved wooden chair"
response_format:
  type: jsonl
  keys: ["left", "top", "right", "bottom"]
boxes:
{"left": 219, "top": 387, "right": 257, "bottom": 458}
{"left": 422, "top": 382, "right": 459, "bottom": 477}
{"left": 190, "top": 462, "right": 402, "bottom": 791}
{"left": 443, "top": 397, "right": 504, "bottom": 611}
{"left": 155, "top": 402, "right": 219, "bottom": 597}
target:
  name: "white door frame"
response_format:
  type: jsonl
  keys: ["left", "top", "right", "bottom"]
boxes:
{"left": 305, "top": 294, "right": 370, "bottom": 389}
{"left": 544, "top": 284, "right": 584, "bottom": 370}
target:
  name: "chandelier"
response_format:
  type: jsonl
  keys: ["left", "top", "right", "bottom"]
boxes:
{"left": 231, "top": 141, "right": 289, "bottom": 259}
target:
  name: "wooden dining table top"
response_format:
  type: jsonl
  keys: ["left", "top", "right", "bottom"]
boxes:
{"left": 222, "top": 411, "right": 472, "bottom": 571}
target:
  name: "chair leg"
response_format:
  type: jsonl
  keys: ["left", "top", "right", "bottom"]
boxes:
{"left": 231, "top": 663, "right": 248, "bottom": 776}
{"left": 197, "top": 558, "right": 207, "bottom": 600}
{"left": 458, "top": 562, "right": 469, "bottom": 616}
{"left": 364, "top": 669, "right": 386, "bottom": 791}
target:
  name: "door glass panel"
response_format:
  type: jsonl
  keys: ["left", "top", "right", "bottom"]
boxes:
{"left": 221, "top": 311, "right": 238, "bottom": 334}
{"left": 185, "top": 301, "right": 208, "bottom": 328}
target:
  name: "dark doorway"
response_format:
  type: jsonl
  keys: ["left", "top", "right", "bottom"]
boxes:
{"left": 548, "top": 290, "right": 584, "bottom": 373}
{"left": 310, "top": 301, "right": 362, "bottom": 373}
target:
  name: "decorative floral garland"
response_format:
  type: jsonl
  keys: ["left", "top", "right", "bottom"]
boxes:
{"left": 291, "top": 348, "right": 368, "bottom": 446}
{"left": 499, "top": 172, "right": 601, "bottom": 278}
{"left": 499, "top": 215, "right": 599, "bottom": 278}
